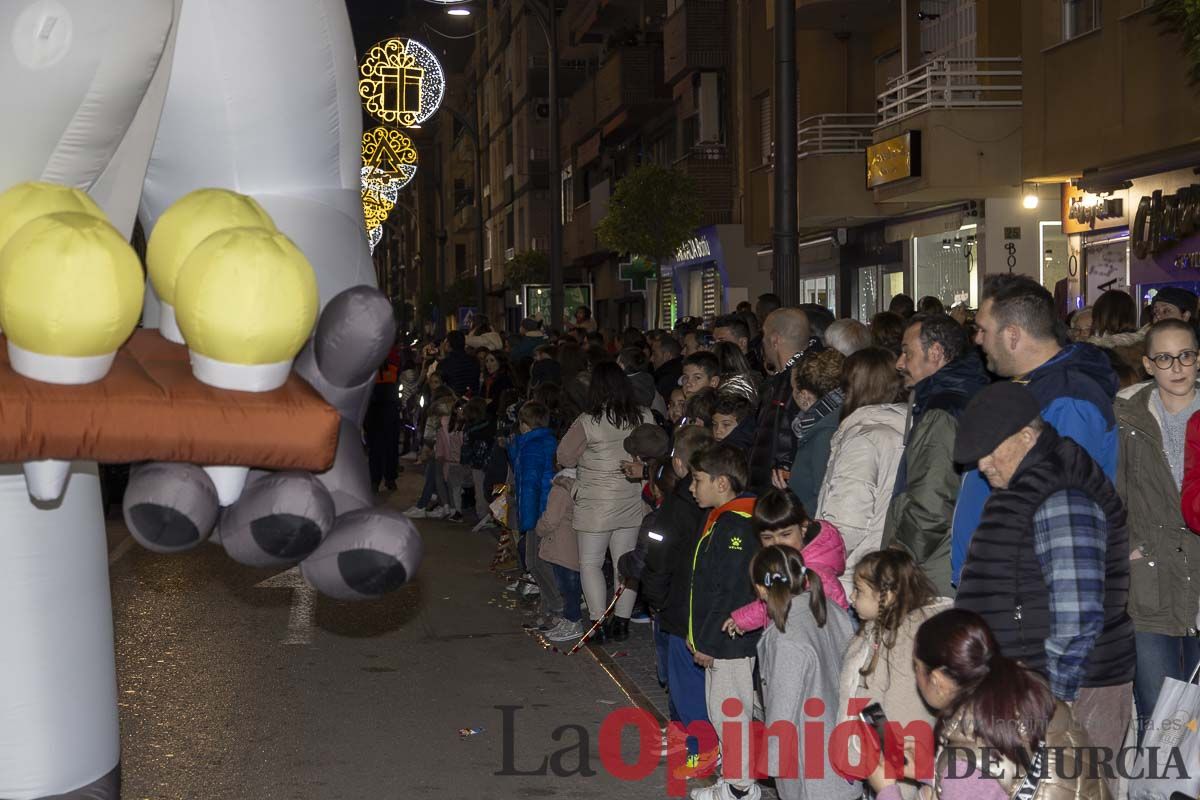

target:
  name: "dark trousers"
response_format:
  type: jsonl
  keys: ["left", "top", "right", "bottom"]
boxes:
{"left": 667, "top": 633, "right": 710, "bottom": 756}
{"left": 364, "top": 396, "right": 399, "bottom": 487}
{"left": 553, "top": 564, "right": 582, "bottom": 623}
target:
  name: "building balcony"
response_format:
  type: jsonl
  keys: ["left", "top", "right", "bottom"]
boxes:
{"left": 595, "top": 45, "right": 669, "bottom": 135}
{"left": 569, "top": 0, "right": 643, "bottom": 45}
{"left": 663, "top": 0, "right": 728, "bottom": 85}
{"left": 563, "top": 201, "right": 600, "bottom": 263}
{"left": 871, "top": 58, "right": 1023, "bottom": 203}
{"left": 795, "top": 0, "right": 895, "bottom": 32}
{"left": 562, "top": 77, "right": 597, "bottom": 155}
{"left": 673, "top": 144, "right": 737, "bottom": 227}
{"left": 796, "top": 113, "right": 882, "bottom": 228}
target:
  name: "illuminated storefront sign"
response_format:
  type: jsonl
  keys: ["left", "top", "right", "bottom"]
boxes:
{"left": 358, "top": 38, "right": 445, "bottom": 128}
{"left": 674, "top": 237, "right": 712, "bottom": 262}
{"left": 866, "top": 131, "right": 921, "bottom": 189}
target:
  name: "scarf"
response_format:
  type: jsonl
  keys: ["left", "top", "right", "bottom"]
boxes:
{"left": 792, "top": 388, "right": 844, "bottom": 439}
{"left": 1153, "top": 387, "right": 1200, "bottom": 489}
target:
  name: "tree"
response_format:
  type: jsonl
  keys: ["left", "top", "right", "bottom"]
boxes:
{"left": 595, "top": 163, "right": 703, "bottom": 327}
{"left": 1156, "top": 0, "right": 1200, "bottom": 87}
{"left": 503, "top": 249, "right": 550, "bottom": 291}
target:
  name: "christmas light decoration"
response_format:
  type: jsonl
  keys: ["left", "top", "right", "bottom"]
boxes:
{"left": 358, "top": 38, "right": 445, "bottom": 128}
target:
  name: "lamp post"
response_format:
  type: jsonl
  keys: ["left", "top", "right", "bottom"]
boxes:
{"left": 524, "top": 0, "right": 564, "bottom": 332}
{"left": 772, "top": 0, "right": 799, "bottom": 306}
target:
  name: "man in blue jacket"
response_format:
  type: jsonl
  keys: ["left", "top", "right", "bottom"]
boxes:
{"left": 950, "top": 275, "right": 1118, "bottom": 586}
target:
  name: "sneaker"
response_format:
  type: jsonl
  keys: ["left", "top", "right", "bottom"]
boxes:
{"left": 546, "top": 619, "right": 583, "bottom": 642}
{"left": 446, "top": 511, "right": 464, "bottom": 523}
{"left": 428, "top": 506, "right": 452, "bottom": 519}
{"left": 506, "top": 573, "right": 533, "bottom": 592}
{"left": 518, "top": 582, "right": 541, "bottom": 597}
{"left": 630, "top": 609, "right": 652, "bottom": 624}
{"left": 689, "top": 781, "right": 759, "bottom": 800}
{"left": 405, "top": 505, "right": 429, "bottom": 519}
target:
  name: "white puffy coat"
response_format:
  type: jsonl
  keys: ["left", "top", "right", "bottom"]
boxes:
{"left": 815, "top": 403, "right": 907, "bottom": 598}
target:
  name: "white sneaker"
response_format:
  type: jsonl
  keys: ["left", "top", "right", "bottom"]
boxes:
{"left": 506, "top": 573, "right": 533, "bottom": 592}
{"left": 405, "top": 505, "right": 429, "bottom": 519}
{"left": 428, "top": 506, "right": 452, "bottom": 519}
{"left": 690, "top": 781, "right": 759, "bottom": 800}
{"left": 518, "top": 582, "right": 541, "bottom": 597}
{"left": 546, "top": 619, "right": 583, "bottom": 642}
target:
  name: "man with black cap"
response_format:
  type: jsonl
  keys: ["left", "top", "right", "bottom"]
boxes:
{"left": 1151, "top": 286, "right": 1199, "bottom": 324}
{"left": 954, "top": 382, "right": 1134, "bottom": 790}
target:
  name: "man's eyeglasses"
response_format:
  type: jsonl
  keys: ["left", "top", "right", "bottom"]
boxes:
{"left": 1149, "top": 350, "right": 1199, "bottom": 369}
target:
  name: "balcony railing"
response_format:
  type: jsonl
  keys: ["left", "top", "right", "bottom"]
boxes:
{"left": 797, "top": 114, "right": 876, "bottom": 158}
{"left": 877, "top": 58, "right": 1022, "bottom": 127}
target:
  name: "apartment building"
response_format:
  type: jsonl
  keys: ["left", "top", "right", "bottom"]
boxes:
{"left": 1022, "top": 0, "right": 1200, "bottom": 314}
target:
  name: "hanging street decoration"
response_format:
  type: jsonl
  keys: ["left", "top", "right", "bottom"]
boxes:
{"left": 358, "top": 38, "right": 445, "bottom": 128}
{"left": 360, "top": 127, "right": 419, "bottom": 253}
{"left": 618, "top": 255, "right": 656, "bottom": 292}
{"left": 362, "top": 126, "right": 418, "bottom": 191}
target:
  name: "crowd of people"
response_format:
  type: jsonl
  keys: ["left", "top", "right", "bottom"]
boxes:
{"left": 363, "top": 277, "right": 1200, "bottom": 800}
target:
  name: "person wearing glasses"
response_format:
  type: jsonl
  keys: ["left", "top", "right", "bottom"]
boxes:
{"left": 1116, "top": 318, "right": 1200, "bottom": 744}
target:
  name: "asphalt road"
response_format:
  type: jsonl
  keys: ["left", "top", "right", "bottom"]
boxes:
{"left": 105, "top": 471, "right": 673, "bottom": 799}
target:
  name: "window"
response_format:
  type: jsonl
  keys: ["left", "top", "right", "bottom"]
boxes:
{"left": 518, "top": 206, "right": 525, "bottom": 248}
{"left": 506, "top": 209, "right": 515, "bottom": 250}
{"left": 1063, "top": 0, "right": 1100, "bottom": 41}
{"left": 561, "top": 165, "right": 574, "bottom": 223}
{"left": 758, "top": 94, "right": 771, "bottom": 165}
{"left": 455, "top": 244, "right": 467, "bottom": 276}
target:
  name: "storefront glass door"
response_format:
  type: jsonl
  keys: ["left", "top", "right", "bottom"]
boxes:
{"left": 912, "top": 224, "right": 978, "bottom": 308}
{"left": 854, "top": 265, "right": 905, "bottom": 321}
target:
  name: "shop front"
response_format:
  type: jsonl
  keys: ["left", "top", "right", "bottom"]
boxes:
{"left": 839, "top": 223, "right": 905, "bottom": 321}
{"left": 1122, "top": 167, "right": 1200, "bottom": 313}
{"left": 1060, "top": 183, "right": 1130, "bottom": 313}
{"left": 659, "top": 224, "right": 765, "bottom": 327}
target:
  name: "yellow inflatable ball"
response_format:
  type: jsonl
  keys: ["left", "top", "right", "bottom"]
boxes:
{"left": 174, "top": 227, "right": 318, "bottom": 367}
{"left": 0, "top": 181, "right": 107, "bottom": 255}
{"left": 0, "top": 212, "right": 144, "bottom": 357}
{"left": 145, "top": 188, "right": 277, "bottom": 306}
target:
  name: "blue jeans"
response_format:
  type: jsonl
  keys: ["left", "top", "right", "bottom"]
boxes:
{"left": 552, "top": 564, "right": 582, "bottom": 623}
{"left": 1134, "top": 630, "right": 1200, "bottom": 744}
{"left": 667, "top": 633, "right": 710, "bottom": 756}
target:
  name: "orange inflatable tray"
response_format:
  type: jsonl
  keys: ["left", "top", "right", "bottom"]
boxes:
{"left": 0, "top": 331, "right": 339, "bottom": 470}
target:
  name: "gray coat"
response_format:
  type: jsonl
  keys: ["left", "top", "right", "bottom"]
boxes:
{"left": 1115, "top": 381, "right": 1200, "bottom": 636}
{"left": 757, "top": 596, "right": 858, "bottom": 800}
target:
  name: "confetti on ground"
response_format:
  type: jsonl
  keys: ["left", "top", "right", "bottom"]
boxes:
{"left": 458, "top": 727, "right": 485, "bottom": 738}
{"left": 597, "top": 699, "right": 617, "bottom": 705}
{"left": 612, "top": 651, "right": 630, "bottom": 658}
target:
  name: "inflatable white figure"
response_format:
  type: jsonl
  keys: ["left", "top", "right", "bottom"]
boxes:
{"left": 0, "top": 2, "right": 422, "bottom": 797}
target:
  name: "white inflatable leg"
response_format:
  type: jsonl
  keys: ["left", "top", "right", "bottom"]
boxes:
{"left": 22, "top": 459, "right": 72, "bottom": 503}
{"left": 0, "top": 464, "right": 119, "bottom": 799}
{"left": 202, "top": 465, "right": 249, "bottom": 506}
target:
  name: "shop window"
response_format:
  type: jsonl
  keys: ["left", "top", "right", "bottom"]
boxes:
{"left": 856, "top": 266, "right": 879, "bottom": 322}
{"left": 912, "top": 225, "right": 978, "bottom": 310}
{"left": 658, "top": 266, "right": 678, "bottom": 329}
{"left": 702, "top": 265, "right": 722, "bottom": 325}
{"left": 1063, "top": 0, "right": 1100, "bottom": 41}
{"left": 801, "top": 275, "right": 836, "bottom": 313}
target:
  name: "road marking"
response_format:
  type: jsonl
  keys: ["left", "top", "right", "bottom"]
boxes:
{"left": 255, "top": 567, "right": 316, "bottom": 646}
{"left": 108, "top": 536, "right": 135, "bottom": 566}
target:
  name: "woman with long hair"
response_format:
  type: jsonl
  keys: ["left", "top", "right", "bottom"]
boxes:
{"left": 556, "top": 361, "right": 654, "bottom": 642}
{"left": 814, "top": 347, "right": 906, "bottom": 597}
{"left": 1089, "top": 289, "right": 1146, "bottom": 381}
{"left": 482, "top": 350, "right": 512, "bottom": 410}
{"left": 867, "top": 608, "right": 1109, "bottom": 800}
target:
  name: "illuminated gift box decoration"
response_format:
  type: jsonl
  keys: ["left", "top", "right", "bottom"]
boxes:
{"left": 358, "top": 37, "right": 445, "bottom": 128}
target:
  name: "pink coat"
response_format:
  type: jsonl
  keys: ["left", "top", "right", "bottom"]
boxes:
{"left": 730, "top": 520, "right": 849, "bottom": 631}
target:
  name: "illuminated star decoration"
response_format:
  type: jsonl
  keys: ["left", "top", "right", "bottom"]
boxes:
{"left": 358, "top": 38, "right": 445, "bottom": 128}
